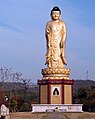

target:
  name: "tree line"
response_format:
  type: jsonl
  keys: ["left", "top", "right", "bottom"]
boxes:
{"left": 74, "top": 86, "right": 95, "bottom": 112}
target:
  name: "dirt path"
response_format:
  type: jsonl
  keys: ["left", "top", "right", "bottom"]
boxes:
{"left": 44, "top": 112, "right": 66, "bottom": 119}
{"left": 10, "top": 112, "right": 95, "bottom": 119}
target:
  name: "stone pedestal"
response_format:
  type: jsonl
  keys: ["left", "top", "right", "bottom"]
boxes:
{"left": 38, "top": 68, "right": 74, "bottom": 104}
{"left": 31, "top": 104, "right": 83, "bottom": 112}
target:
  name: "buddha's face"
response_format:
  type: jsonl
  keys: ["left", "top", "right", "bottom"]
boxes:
{"left": 51, "top": 11, "right": 61, "bottom": 20}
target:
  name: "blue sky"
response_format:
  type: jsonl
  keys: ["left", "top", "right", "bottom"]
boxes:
{"left": 0, "top": 0, "right": 95, "bottom": 83}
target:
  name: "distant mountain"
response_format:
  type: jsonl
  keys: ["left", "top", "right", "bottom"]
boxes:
{"left": 0, "top": 79, "right": 95, "bottom": 93}
{"left": 0, "top": 82, "right": 38, "bottom": 92}
{"left": 0, "top": 82, "right": 25, "bottom": 91}
{"left": 74, "top": 79, "right": 95, "bottom": 91}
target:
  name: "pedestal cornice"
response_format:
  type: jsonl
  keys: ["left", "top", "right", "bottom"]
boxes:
{"left": 38, "top": 79, "right": 74, "bottom": 85}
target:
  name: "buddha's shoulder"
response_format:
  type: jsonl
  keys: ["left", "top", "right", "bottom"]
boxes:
{"left": 60, "top": 20, "right": 66, "bottom": 25}
{"left": 46, "top": 21, "right": 52, "bottom": 25}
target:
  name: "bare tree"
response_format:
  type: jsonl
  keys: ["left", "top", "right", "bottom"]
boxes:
{"left": 0, "top": 67, "right": 23, "bottom": 82}
{"left": 0, "top": 67, "right": 12, "bottom": 82}
{"left": 10, "top": 72, "right": 22, "bottom": 82}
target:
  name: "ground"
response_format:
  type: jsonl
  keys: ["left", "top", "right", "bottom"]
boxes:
{"left": 10, "top": 112, "right": 95, "bottom": 119}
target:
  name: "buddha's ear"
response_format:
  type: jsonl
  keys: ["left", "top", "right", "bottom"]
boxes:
{"left": 50, "top": 13, "right": 53, "bottom": 20}
{"left": 59, "top": 14, "right": 61, "bottom": 19}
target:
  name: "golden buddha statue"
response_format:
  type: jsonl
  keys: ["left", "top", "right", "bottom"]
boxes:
{"left": 45, "top": 6, "right": 67, "bottom": 68}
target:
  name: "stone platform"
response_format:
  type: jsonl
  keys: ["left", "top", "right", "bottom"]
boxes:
{"left": 31, "top": 104, "right": 83, "bottom": 113}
